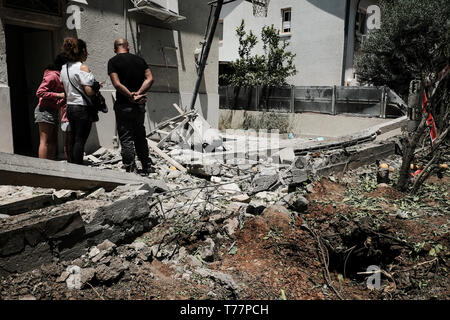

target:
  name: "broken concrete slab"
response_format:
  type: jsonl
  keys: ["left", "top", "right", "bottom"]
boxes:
{"left": 279, "top": 193, "right": 309, "bottom": 213}
{"left": 198, "top": 238, "right": 216, "bottom": 262}
{"left": 219, "top": 183, "right": 241, "bottom": 194}
{"left": 0, "top": 211, "right": 85, "bottom": 275}
{"left": 315, "top": 141, "right": 397, "bottom": 177}
{"left": 0, "top": 189, "right": 82, "bottom": 216}
{"left": 167, "top": 170, "right": 182, "bottom": 180}
{"left": 187, "top": 162, "right": 222, "bottom": 178}
{"left": 290, "top": 169, "right": 310, "bottom": 185}
{"left": 0, "top": 191, "right": 161, "bottom": 276}
{"left": 246, "top": 199, "right": 266, "bottom": 215}
{"left": 223, "top": 217, "right": 239, "bottom": 236}
{"left": 0, "top": 152, "right": 168, "bottom": 192}
{"left": 255, "top": 191, "right": 279, "bottom": 202}
{"left": 0, "top": 194, "right": 54, "bottom": 216}
{"left": 195, "top": 268, "right": 239, "bottom": 298}
{"left": 286, "top": 139, "right": 397, "bottom": 189}
{"left": 250, "top": 174, "right": 279, "bottom": 195}
{"left": 276, "top": 147, "right": 295, "bottom": 165}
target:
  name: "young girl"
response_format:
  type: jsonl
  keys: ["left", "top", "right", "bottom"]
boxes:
{"left": 35, "top": 53, "right": 68, "bottom": 159}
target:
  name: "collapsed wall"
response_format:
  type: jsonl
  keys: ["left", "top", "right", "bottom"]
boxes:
{"left": 0, "top": 184, "right": 160, "bottom": 276}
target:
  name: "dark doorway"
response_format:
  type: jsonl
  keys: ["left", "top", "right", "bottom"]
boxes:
{"left": 5, "top": 24, "right": 54, "bottom": 157}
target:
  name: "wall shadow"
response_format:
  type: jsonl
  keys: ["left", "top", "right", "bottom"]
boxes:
{"left": 306, "top": 0, "right": 346, "bottom": 19}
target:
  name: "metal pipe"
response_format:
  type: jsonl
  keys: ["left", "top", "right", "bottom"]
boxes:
{"left": 189, "top": 0, "right": 224, "bottom": 111}
{"left": 124, "top": 0, "right": 128, "bottom": 39}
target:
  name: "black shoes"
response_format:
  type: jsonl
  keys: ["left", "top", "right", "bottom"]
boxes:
{"left": 139, "top": 165, "right": 156, "bottom": 176}
{"left": 125, "top": 162, "right": 137, "bottom": 173}
{"left": 125, "top": 160, "right": 156, "bottom": 176}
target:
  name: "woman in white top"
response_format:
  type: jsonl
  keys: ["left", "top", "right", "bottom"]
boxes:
{"left": 60, "top": 38, "right": 96, "bottom": 165}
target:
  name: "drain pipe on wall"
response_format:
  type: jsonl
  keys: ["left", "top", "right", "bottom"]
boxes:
{"left": 124, "top": 0, "right": 128, "bottom": 39}
{"left": 341, "top": 0, "right": 351, "bottom": 86}
{"left": 189, "top": 0, "right": 224, "bottom": 111}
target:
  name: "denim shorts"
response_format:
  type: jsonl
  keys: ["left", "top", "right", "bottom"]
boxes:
{"left": 35, "top": 106, "right": 59, "bottom": 125}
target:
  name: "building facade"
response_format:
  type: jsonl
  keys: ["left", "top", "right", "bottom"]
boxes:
{"left": 219, "top": 0, "right": 378, "bottom": 86}
{"left": 0, "top": 0, "right": 220, "bottom": 156}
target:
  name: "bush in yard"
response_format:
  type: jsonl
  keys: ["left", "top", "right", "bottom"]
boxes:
{"left": 221, "top": 20, "right": 297, "bottom": 87}
{"left": 356, "top": 0, "right": 450, "bottom": 192}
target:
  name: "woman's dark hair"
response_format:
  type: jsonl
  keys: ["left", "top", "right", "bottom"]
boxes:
{"left": 63, "top": 37, "right": 88, "bottom": 62}
{"left": 47, "top": 52, "right": 68, "bottom": 71}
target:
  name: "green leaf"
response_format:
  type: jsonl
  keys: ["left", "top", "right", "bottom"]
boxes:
{"left": 229, "top": 246, "right": 238, "bottom": 255}
{"left": 280, "top": 289, "right": 287, "bottom": 300}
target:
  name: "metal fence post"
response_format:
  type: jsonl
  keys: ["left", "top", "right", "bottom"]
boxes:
{"left": 290, "top": 85, "right": 295, "bottom": 113}
{"left": 331, "top": 85, "right": 336, "bottom": 115}
{"left": 255, "top": 86, "right": 260, "bottom": 111}
{"left": 380, "top": 86, "right": 387, "bottom": 118}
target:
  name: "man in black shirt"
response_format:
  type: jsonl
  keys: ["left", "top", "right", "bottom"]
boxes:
{"left": 108, "top": 38, "right": 155, "bottom": 174}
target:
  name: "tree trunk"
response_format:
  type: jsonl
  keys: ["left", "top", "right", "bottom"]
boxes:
{"left": 397, "top": 80, "right": 427, "bottom": 191}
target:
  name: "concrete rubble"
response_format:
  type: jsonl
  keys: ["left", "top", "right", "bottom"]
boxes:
{"left": 0, "top": 113, "right": 408, "bottom": 296}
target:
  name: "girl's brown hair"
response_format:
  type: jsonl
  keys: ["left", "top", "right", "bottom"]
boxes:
{"left": 63, "top": 37, "right": 87, "bottom": 62}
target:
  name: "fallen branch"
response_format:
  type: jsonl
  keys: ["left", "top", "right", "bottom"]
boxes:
{"left": 301, "top": 224, "right": 344, "bottom": 300}
{"left": 394, "top": 257, "right": 438, "bottom": 273}
{"left": 356, "top": 268, "right": 397, "bottom": 292}
{"left": 86, "top": 282, "right": 105, "bottom": 300}
{"left": 343, "top": 245, "right": 357, "bottom": 279}
{"left": 367, "top": 230, "right": 415, "bottom": 250}
{"left": 412, "top": 151, "right": 442, "bottom": 194}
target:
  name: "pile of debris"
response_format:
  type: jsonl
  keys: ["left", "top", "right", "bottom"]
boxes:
{"left": 1, "top": 148, "right": 448, "bottom": 300}
{"left": 1, "top": 106, "right": 421, "bottom": 300}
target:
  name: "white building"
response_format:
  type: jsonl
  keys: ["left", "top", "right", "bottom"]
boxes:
{"left": 219, "top": 0, "right": 379, "bottom": 86}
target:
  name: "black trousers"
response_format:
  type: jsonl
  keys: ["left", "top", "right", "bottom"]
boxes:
{"left": 67, "top": 105, "right": 92, "bottom": 165}
{"left": 114, "top": 104, "right": 149, "bottom": 168}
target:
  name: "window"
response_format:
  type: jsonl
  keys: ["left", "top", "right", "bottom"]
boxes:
{"left": 219, "top": 19, "right": 224, "bottom": 44}
{"left": 281, "top": 8, "right": 291, "bottom": 34}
